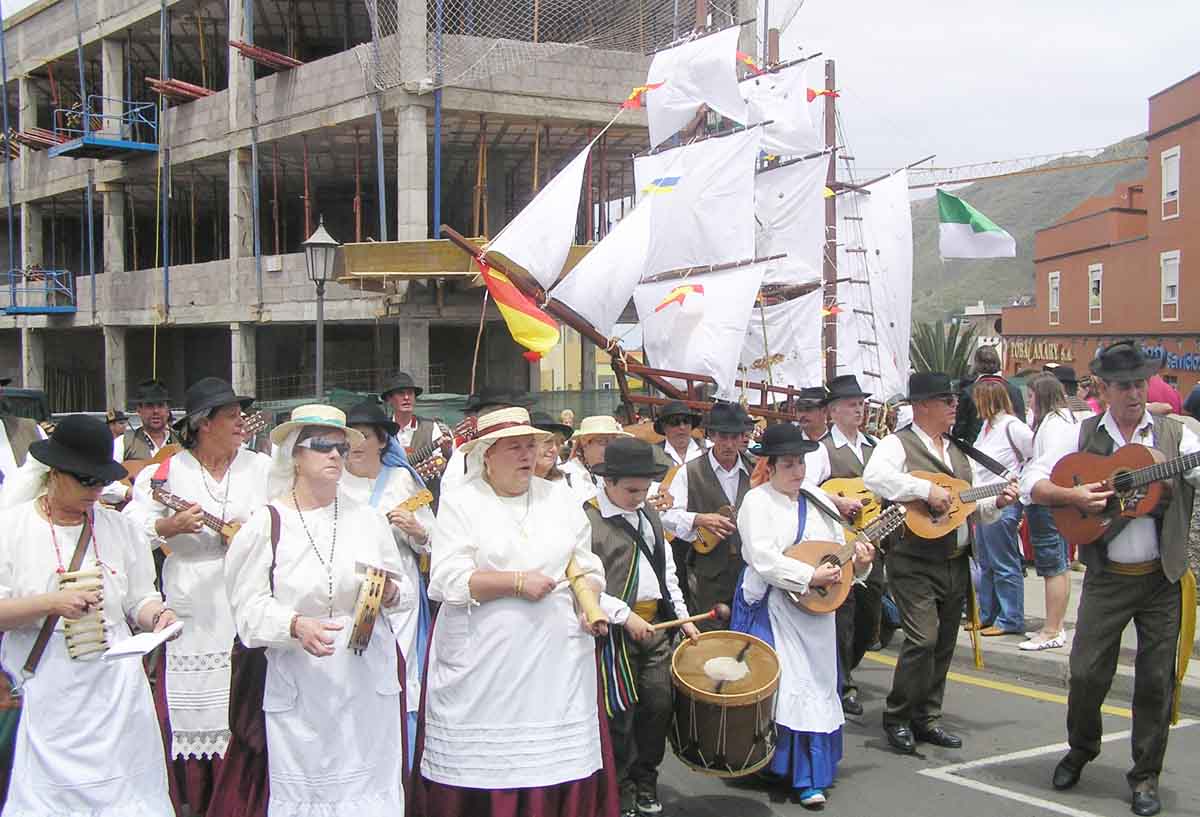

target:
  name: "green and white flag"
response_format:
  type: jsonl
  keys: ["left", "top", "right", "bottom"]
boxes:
{"left": 937, "top": 189, "right": 1016, "bottom": 259}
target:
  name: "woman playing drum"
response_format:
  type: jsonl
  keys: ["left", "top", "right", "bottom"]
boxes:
{"left": 222, "top": 405, "right": 413, "bottom": 817}
{"left": 413, "top": 406, "right": 618, "bottom": 817}
{"left": 732, "top": 423, "right": 873, "bottom": 809}
{"left": 0, "top": 415, "right": 178, "bottom": 816}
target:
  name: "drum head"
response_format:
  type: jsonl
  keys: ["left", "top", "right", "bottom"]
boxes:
{"left": 671, "top": 631, "right": 780, "bottom": 707}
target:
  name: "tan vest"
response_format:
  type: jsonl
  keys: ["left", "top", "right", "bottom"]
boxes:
{"left": 584, "top": 500, "right": 674, "bottom": 622}
{"left": 820, "top": 430, "right": 876, "bottom": 479}
{"left": 892, "top": 426, "right": 975, "bottom": 561}
{"left": 685, "top": 453, "right": 751, "bottom": 579}
{"left": 1, "top": 416, "right": 40, "bottom": 468}
{"left": 122, "top": 426, "right": 180, "bottom": 462}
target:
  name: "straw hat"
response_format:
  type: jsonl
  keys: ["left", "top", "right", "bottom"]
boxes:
{"left": 460, "top": 407, "right": 551, "bottom": 454}
{"left": 270, "top": 404, "right": 366, "bottom": 446}
{"left": 573, "top": 415, "right": 634, "bottom": 440}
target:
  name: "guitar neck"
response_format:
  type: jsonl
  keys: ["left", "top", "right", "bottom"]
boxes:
{"left": 833, "top": 506, "right": 905, "bottom": 564}
{"left": 153, "top": 490, "right": 227, "bottom": 534}
{"left": 1123, "top": 450, "right": 1200, "bottom": 489}
{"left": 959, "top": 481, "right": 1007, "bottom": 504}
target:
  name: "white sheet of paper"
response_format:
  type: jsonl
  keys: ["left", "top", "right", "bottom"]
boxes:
{"left": 102, "top": 621, "right": 184, "bottom": 661}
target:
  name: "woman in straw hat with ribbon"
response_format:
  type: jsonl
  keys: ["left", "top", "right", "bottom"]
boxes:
{"left": 219, "top": 405, "right": 414, "bottom": 817}
{"left": 412, "top": 406, "right": 618, "bottom": 817}
{"left": 560, "top": 415, "right": 633, "bottom": 504}
{"left": 0, "top": 415, "right": 177, "bottom": 816}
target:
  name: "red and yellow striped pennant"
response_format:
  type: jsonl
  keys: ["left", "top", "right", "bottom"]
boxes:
{"left": 476, "top": 259, "right": 561, "bottom": 361}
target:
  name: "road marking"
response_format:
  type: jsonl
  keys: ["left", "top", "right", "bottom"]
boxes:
{"left": 862, "top": 652, "right": 1133, "bottom": 719}
{"left": 917, "top": 720, "right": 1198, "bottom": 817}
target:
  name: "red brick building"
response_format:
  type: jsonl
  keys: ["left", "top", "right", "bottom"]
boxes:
{"left": 1002, "top": 71, "right": 1200, "bottom": 395}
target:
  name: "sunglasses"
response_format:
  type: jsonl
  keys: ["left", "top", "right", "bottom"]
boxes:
{"left": 296, "top": 437, "right": 351, "bottom": 457}
{"left": 63, "top": 470, "right": 105, "bottom": 488}
{"left": 662, "top": 416, "right": 692, "bottom": 427}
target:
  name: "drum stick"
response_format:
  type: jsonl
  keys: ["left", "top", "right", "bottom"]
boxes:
{"left": 565, "top": 556, "right": 606, "bottom": 627}
{"left": 649, "top": 603, "right": 731, "bottom": 632}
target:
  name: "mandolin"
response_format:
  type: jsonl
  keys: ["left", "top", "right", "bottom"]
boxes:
{"left": 784, "top": 504, "right": 906, "bottom": 614}
{"left": 819, "top": 477, "right": 881, "bottom": 529}
{"left": 151, "top": 488, "right": 242, "bottom": 545}
{"left": 694, "top": 504, "right": 736, "bottom": 555}
{"left": 1049, "top": 443, "right": 1196, "bottom": 544}
{"left": 901, "top": 471, "right": 1011, "bottom": 540}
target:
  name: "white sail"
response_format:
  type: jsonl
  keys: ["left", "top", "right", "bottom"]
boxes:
{"left": 645, "top": 26, "right": 748, "bottom": 148}
{"left": 486, "top": 134, "right": 599, "bottom": 289}
{"left": 740, "top": 292, "right": 824, "bottom": 390}
{"left": 634, "top": 264, "right": 766, "bottom": 400}
{"left": 755, "top": 157, "right": 826, "bottom": 285}
{"left": 742, "top": 61, "right": 822, "bottom": 156}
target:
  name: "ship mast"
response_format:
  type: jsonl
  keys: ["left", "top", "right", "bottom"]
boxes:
{"left": 822, "top": 58, "right": 838, "bottom": 383}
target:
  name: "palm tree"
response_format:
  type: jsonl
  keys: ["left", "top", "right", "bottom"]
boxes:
{"left": 909, "top": 320, "right": 978, "bottom": 380}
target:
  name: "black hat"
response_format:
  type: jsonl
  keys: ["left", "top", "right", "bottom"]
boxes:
{"left": 1049, "top": 365, "right": 1078, "bottom": 387}
{"left": 591, "top": 437, "right": 670, "bottom": 480}
{"left": 380, "top": 371, "right": 424, "bottom": 399}
{"left": 0, "top": 377, "right": 11, "bottom": 387}
{"left": 1089, "top": 341, "right": 1161, "bottom": 383}
{"left": 132, "top": 378, "right": 171, "bottom": 406}
{"left": 750, "top": 422, "right": 819, "bottom": 458}
{"left": 346, "top": 400, "right": 402, "bottom": 438}
{"left": 105, "top": 408, "right": 128, "bottom": 424}
{"left": 464, "top": 386, "right": 535, "bottom": 413}
{"left": 29, "top": 414, "right": 127, "bottom": 483}
{"left": 825, "top": 375, "right": 870, "bottom": 402}
{"left": 530, "top": 410, "right": 573, "bottom": 439}
{"left": 706, "top": 401, "right": 752, "bottom": 434}
{"left": 794, "top": 386, "right": 830, "bottom": 407}
{"left": 653, "top": 400, "right": 702, "bottom": 435}
{"left": 174, "top": 377, "right": 253, "bottom": 431}
{"left": 906, "top": 372, "right": 955, "bottom": 402}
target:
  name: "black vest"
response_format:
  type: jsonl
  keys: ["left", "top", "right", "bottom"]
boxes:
{"left": 891, "top": 426, "right": 975, "bottom": 561}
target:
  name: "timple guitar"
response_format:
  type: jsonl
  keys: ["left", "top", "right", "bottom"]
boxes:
{"left": 151, "top": 488, "right": 242, "bottom": 545}
{"left": 1049, "top": 443, "right": 1197, "bottom": 544}
{"left": 694, "top": 505, "right": 736, "bottom": 555}
{"left": 396, "top": 489, "right": 435, "bottom": 513}
{"left": 783, "top": 504, "right": 906, "bottom": 614}
{"left": 901, "top": 471, "right": 1011, "bottom": 540}
{"left": 819, "top": 477, "right": 881, "bottom": 529}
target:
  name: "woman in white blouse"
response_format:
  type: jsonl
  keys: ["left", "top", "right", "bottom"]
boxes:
{"left": 0, "top": 415, "right": 177, "bottom": 817}
{"left": 731, "top": 423, "right": 873, "bottom": 809}
{"left": 413, "top": 406, "right": 617, "bottom": 817}
{"left": 342, "top": 400, "right": 432, "bottom": 768}
{"left": 969, "top": 376, "right": 1035, "bottom": 637}
{"left": 222, "top": 405, "right": 413, "bottom": 817}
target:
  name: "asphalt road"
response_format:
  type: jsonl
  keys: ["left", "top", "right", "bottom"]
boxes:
{"left": 654, "top": 652, "right": 1200, "bottom": 817}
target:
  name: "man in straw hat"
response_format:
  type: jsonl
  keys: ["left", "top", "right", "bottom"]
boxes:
{"left": 561, "top": 415, "right": 634, "bottom": 504}
{"left": 864, "top": 372, "right": 1019, "bottom": 756}
{"left": 665, "top": 402, "right": 755, "bottom": 624}
{"left": 587, "top": 436, "right": 697, "bottom": 817}
{"left": 1025, "top": 341, "right": 1200, "bottom": 816}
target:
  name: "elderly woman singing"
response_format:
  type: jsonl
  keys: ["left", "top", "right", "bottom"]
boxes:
{"left": 413, "top": 406, "right": 618, "bottom": 817}
{"left": 0, "top": 415, "right": 177, "bottom": 816}
{"left": 222, "top": 405, "right": 414, "bottom": 817}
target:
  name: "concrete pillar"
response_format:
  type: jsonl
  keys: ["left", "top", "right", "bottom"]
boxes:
{"left": 99, "top": 182, "right": 125, "bottom": 274}
{"left": 230, "top": 322, "right": 257, "bottom": 395}
{"left": 736, "top": 0, "right": 758, "bottom": 61}
{"left": 229, "top": 147, "right": 253, "bottom": 259}
{"left": 228, "top": 0, "right": 252, "bottom": 133}
{"left": 19, "top": 203, "right": 42, "bottom": 269}
{"left": 395, "top": 318, "right": 430, "bottom": 384}
{"left": 20, "top": 328, "right": 44, "bottom": 391}
{"left": 527, "top": 358, "right": 541, "bottom": 394}
{"left": 17, "top": 76, "right": 38, "bottom": 191}
{"left": 100, "top": 38, "right": 124, "bottom": 138}
{"left": 396, "top": 105, "right": 428, "bottom": 240}
{"left": 581, "top": 335, "right": 596, "bottom": 391}
{"left": 103, "top": 325, "right": 127, "bottom": 410}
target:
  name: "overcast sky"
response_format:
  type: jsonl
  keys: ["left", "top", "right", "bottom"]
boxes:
{"left": 770, "top": 0, "right": 1198, "bottom": 172}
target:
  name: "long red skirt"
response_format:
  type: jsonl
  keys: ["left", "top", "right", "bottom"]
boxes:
{"left": 152, "top": 659, "right": 223, "bottom": 815}
{"left": 409, "top": 645, "right": 619, "bottom": 817}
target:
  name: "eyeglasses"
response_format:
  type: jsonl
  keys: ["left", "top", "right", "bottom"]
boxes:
{"left": 63, "top": 470, "right": 105, "bottom": 488}
{"left": 296, "top": 437, "right": 351, "bottom": 457}
{"left": 663, "top": 416, "right": 691, "bottom": 427}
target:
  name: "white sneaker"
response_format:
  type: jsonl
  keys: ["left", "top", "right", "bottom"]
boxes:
{"left": 799, "top": 790, "right": 827, "bottom": 807}
{"left": 1019, "top": 631, "right": 1066, "bottom": 651}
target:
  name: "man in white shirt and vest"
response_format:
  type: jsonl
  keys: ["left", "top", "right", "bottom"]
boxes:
{"left": 864, "top": 372, "right": 1018, "bottom": 755}
{"left": 653, "top": 400, "right": 706, "bottom": 468}
{"left": 0, "top": 377, "right": 45, "bottom": 494}
{"left": 1026, "top": 341, "right": 1199, "bottom": 817}
{"left": 119, "top": 379, "right": 180, "bottom": 462}
{"left": 380, "top": 371, "right": 451, "bottom": 501}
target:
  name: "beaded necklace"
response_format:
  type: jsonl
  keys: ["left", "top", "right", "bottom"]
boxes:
{"left": 40, "top": 496, "right": 114, "bottom": 575}
{"left": 198, "top": 454, "right": 233, "bottom": 521}
{"left": 292, "top": 490, "right": 339, "bottom": 616}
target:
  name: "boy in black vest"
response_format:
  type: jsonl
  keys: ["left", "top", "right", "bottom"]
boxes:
{"left": 1027, "top": 341, "right": 1199, "bottom": 817}
{"left": 588, "top": 437, "right": 698, "bottom": 817}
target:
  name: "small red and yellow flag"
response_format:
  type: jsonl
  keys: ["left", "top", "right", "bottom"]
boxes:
{"left": 477, "top": 259, "right": 560, "bottom": 360}
{"left": 622, "top": 82, "right": 665, "bottom": 110}
{"left": 654, "top": 283, "right": 705, "bottom": 312}
{"left": 821, "top": 304, "right": 842, "bottom": 318}
{"left": 736, "top": 51, "right": 765, "bottom": 76}
{"left": 807, "top": 88, "right": 840, "bottom": 103}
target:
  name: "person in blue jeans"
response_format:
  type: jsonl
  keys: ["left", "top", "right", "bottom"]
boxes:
{"left": 969, "top": 377, "right": 1033, "bottom": 636}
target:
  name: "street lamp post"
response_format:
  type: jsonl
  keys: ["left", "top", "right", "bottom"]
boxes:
{"left": 303, "top": 216, "right": 340, "bottom": 400}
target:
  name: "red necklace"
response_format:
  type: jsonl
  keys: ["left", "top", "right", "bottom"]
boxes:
{"left": 40, "top": 497, "right": 114, "bottom": 575}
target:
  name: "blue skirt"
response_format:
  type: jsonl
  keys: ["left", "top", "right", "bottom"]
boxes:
{"left": 730, "top": 568, "right": 843, "bottom": 792}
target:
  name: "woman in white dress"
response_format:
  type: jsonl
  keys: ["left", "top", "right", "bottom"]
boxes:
{"left": 124, "top": 377, "right": 270, "bottom": 814}
{"left": 223, "top": 405, "right": 413, "bottom": 817}
{"left": 413, "top": 406, "right": 618, "bottom": 817}
{"left": 0, "top": 415, "right": 178, "bottom": 817}
{"left": 341, "top": 400, "right": 432, "bottom": 769}
{"left": 731, "top": 423, "right": 873, "bottom": 809}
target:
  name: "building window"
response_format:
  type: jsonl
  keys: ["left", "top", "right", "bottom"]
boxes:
{"left": 1048, "top": 271, "right": 1060, "bottom": 325}
{"left": 1162, "top": 146, "right": 1180, "bottom": 219}
{"left": 1088, "top": 264, "right": 1102, "bottom": 323}
{"left": 1161, "top": 250, "right": 1180, "bottom": 321}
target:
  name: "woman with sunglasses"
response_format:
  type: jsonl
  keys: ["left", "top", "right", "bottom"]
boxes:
{"left": 221, "top": 405, "right": 414, "bottom": 817}
{"left": 0, "top": 415, "right": 177, "bottom": 816}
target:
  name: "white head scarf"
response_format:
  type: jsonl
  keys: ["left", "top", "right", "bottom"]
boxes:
{"left": 267, "top": 428, "right": 302, "bottom": 499}
{"left": 464, "top": 438, "right": 496, "bottom": 486}
{"left": 0, "top": 456, "right": 51, "bottom": 508}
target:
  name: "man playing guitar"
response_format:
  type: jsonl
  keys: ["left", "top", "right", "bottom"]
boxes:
{"left": 380, "top": 372, "right": 451, "bottom": 498}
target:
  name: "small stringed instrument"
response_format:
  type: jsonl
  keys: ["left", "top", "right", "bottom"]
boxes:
{"left": 900, "top": 471, "right": 1012, "bottom": 540}
{"left": 819, "top": 477, "right": 881, "bottom": 529}
{"left": 405, "top": 421, "right": 454, "bottom": 480}
{"left": 694, "top": 505, "right": 736, "bottom": 555}
{"left": 151, "top": 488, "right": 243, "bottom": 545}
{"left": 1049, "top": 443, "right": 1196, "bottom": 544}
{"left": 396, "top": 489, "right": 435, "bottom": 513}
{"left": 783, "top": 504, "right": 906, "bottom": 614}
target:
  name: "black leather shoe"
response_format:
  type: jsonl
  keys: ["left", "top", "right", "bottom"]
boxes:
{"left": 913, "top": 725, "right": 963, "bottom": 749}
{"left": 842, "top": 691, "right": 864, "bottom": 717}
{"left": 1052, "top": 752, "right": 1086, "bottom": 791}
{"left": 1131, "top": 786, "right": 1161, "bottom": 816}
{"left": 884, "top": 724, "right": 916, "bottom": 754}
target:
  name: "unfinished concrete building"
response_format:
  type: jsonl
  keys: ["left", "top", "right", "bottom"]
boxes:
{"left": 0, "top": 0, "right": 717, "bottom": 411}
